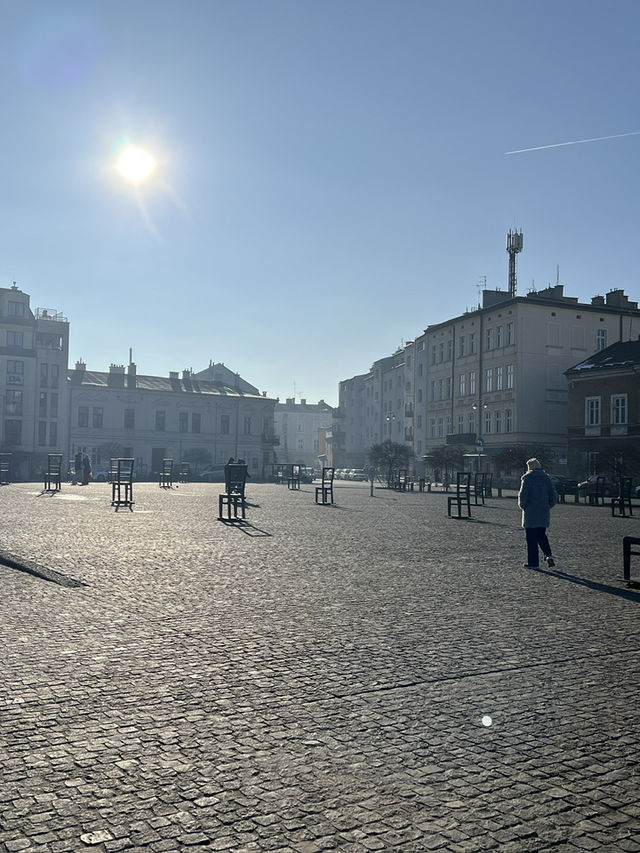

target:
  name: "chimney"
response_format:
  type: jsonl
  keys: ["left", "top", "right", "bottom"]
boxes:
{"left": 127, "top": 362, "right": 137, "bottom": 389}
{"left": 108, "top": 364, "right": 126, "bottom": 387}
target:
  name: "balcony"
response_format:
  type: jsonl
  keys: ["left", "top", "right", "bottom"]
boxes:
{"left": 405, "top": 404, "right": 414, "bottom": 418}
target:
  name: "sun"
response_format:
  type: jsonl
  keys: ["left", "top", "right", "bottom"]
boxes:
{"left": 115, "top": 145, "right": 157, "bottom": 184}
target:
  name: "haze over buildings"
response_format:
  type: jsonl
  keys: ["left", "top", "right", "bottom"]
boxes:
{"left": 2, "top": 1, "right": 640, "bottom": 406}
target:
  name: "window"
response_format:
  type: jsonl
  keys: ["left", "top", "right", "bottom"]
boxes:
{"left": 445, "top": 415, "right": 452, "bottom": 435}
{"left": 7, "top": 360, "right": 23, "bottom": 375}
{"left": 49, "top": 422, "right": 57, "bottom": 447}
{"left": 505, "top": 409, "right": 512, "bottom": 432}
{"left": 40, "top": 363, "right": 48, "bottom": 386}
{"left": 92, "top": 406, "right": 102, "bottom": 428}
{"left": 431, "top": 346, "right": 436, "bottom": 365}
{"left": 470, "top": 332, "right": 476, "bottom": 354}
{"left": 485, "top": 409, "right": 492, "bottom": 434}
{"left": 192, "top": 413, "right": 201, "bottom": 433}
{"left": 50, "top": 393, "right": 58, "bottom": 419}
{"left": 495, "top": 410, "right": 502, "bottom": 433}
{"left": 220, "top": 414, "right": 230, "bottom": 434}
{"left": 7, "top": 331, "right": 23, "bottom": 347}
{"left": 485, "top": 368, "right": 493, "bottom": 392}
{"left": 445, "top": 377, "right": 451, "bottom": 399}
{"left": 585, "top": 396, "right": 601, "bottom": 427}
{"left": 179, "top": 412, "right": 189, "bottom": 432}
{"left": 469, "top": 371, "right": 476, "bottom": 395}
{"left": 438, "top": 379, "right": 443, "bottom": 400}
{"left": 446, "top": 340, "right": 453, "bottom": 361}
{"left": 417, "top": 388, "right": 423, "bottom": 403}
{"left": 8, "top": 301, "right": 26, "bottom": 316}
{"left": 39, "top": 392, "right": 47, "bottom": 418}
{"left": 38, "top": 421, "right": 47, "bottom": 446}
{"left": 124, "top": 408, "right": 135, "bottom": 429}
{"left": 417, "top": 415, "right": 422, "bottom": 428}
{"left": 459, "top": 374, "right": 466, "bottom": 396}
{"left": 438, "top": 342, "right": 444, "bottom": 363}
{"left": 430, "top": 381, "right": 436, "bottom": 401}
{"left": 611, "top": 394, "right": 628, "bottom": 425}
{"left": 486, "top": 328, "right": 494, "bottom": 350}
{"left": 430, "top": 419, "right": 436, "bottom": 438}
{"left": 6, "top": 390, "right": 22, "bottom": 415}
{"left": 459, "top": 336, "right": 465, "bottom": 357}
{"left": 155, "top": 410, "right": 165, "bottom": 431}
{"left": 51, "top": 364, "right": 59, "bottom": 387}
{"left": 506, "top": 364, "right": 514, "bottom": 389}
{"left": 5, "top": 420, "right": 21, "bottom": 444}
{"left": 496, "top": 366, "right": 503, "bottom": 391}
{"left": 597, "top": 328, "right": 608, "bottom": 351}
{"left": 437, "top": 418, "right": 443, "bottom": 438}
{"left": 297, "top": 439, "right": 304, "bottom": 450}
{"left": 458, "top": 415, "right": 464, "bottom": 433}
{"left": 468, "top": 412, "right": 475, "bottom": 433}
{"left": 496, "top": 326, "right": 503, "bottom": 348}
{"left": 78, "top": 406, "right": 89, "bottom": 428}
{"left": 507, "top": 322, "right": 514, "bottom": 345}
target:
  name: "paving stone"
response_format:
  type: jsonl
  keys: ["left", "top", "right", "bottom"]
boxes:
{"left": 1, "top": 482, "right": 639, "bottom": 851}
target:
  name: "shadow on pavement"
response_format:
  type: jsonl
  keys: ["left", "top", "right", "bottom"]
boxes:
{"left": 530, "top": 565, "right": 640, "bottom": 603}
{"left": 218, "top": 519, "right": 271, "bottom": 537}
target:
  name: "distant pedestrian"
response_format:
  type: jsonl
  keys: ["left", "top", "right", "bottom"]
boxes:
{"left": 74, "top": 450, "right": 82, "bottom": 484}
{"left": 518, "top": 458, "right": 557, "bottom": 569}
{"left": 82, "top": 454, "right": 92, "bottom": 486}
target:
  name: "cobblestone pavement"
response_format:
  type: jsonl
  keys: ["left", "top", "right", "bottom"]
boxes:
{"left": 1, "top": 480, "right": 639, "bottom": 853}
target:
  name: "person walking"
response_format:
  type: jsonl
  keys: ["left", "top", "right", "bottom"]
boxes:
{"left": 518, "top": 458, "right": 557, "bottom": 569}
{"left": 81, "top": 453, "right": 92, "bottom": 486}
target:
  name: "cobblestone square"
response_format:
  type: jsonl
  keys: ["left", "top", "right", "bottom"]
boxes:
{"left": 1, "top": 480, "right": 639, "bottom": 852}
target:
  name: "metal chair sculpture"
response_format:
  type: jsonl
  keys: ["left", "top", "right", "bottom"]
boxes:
{"left": 0, "top": 453, "right": 11, "bottom": 485}
{"left": 315, "top": 467, "right": 335, "bottom": 505}
{"left": 43, "top": 453, "right": 63, "bottom": 492}
{"left": 612, "top": 477, "right": 633, "bottom": 517}
{"left": 288, "top": 464, "right": 301, "bottom": 490}
{"left": 472, "top": 472, "right": 486, "bottom": 506}
{"left": 178, "top": 462, "right": 190, "bottom": 483}
{"left": 111, "top": 458, "right": 135, "bottom": 511}
{"left": 159, "top": 458, "right": 174, "bottom": 488}
{"left": 447, "top": 472, "right": 472, "bottom": 518}
{"left": 219, "top": 463, "right": 248, "bottom": 520}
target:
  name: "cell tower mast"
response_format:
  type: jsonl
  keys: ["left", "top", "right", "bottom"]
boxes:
{"left": 506, "top": 229, "right": 523, "bottom": 297}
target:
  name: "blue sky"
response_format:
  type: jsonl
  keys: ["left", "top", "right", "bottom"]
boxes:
{"left": 2, "top": 1, "right": 639, "bottom": 406}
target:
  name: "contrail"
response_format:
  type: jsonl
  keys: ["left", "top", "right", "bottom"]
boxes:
{"left": 505, "top": 130, "right": 640, "bottom": 155}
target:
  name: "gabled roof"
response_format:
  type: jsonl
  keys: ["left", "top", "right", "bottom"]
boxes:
{"left": 566, "top": 340, "right": 640, "bottom": 374}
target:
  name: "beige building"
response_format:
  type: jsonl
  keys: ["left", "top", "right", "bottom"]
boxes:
{"left": 273, "top": 397, "right": 334, "bottom": 469}
{"left": 68, "top": 361, "right": 277, "bottom": 479}
{"left": 338, "top": 286, "right": 640, "bottom": 476}
{"left": 0, "top": 284, "right": 69, "bottom": 479}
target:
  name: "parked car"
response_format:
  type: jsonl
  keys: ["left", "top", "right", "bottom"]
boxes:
{"left": 92, "top": 469, "right": 110, "bottom": 482}
{"left": 198, "top": 465, "right": 227, "bottom": 482}
{"left": 577, "top": 475, "right": 618, "bottom": 497}
{"left": 350, "top": 468, "right": 368, "bottom": 481}
{"left": 549, "top": 475, "right": 579, "bottom": 492}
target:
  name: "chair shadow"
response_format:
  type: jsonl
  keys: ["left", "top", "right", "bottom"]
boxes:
{"left": 218, "top": 518, "right": 271, "bottom": 537}
{"left": 530, "top": 565, "right": 640, "bottom": 602}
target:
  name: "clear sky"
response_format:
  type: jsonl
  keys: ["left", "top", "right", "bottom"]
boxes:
{"left": 2, "top": 1, "right": 639, "bottom": 406}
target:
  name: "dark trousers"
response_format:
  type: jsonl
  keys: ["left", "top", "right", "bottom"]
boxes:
{"left": 525, "top": 527, "right": 552, "bottom": 567}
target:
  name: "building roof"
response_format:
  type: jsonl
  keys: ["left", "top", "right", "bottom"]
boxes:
{"left": 68, "top": 368, "right": 273, "bottom": 400}
{"left": 566, "top": 340, "right": 640, "bottom": 374}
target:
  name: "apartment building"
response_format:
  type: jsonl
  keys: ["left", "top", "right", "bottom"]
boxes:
{"left": 68, "top": 361, "right": 277, "bottom": 479}
{"left": 273, "top": 397, "right": 334, "bottom": 469}
{"left": 338, "top": 285, "right": 640, "bottom": 475}
{"left": 565, "top": 339, "right": 640, "bottom": 478}
{"left": 0, "top": 284, "right": 70, "bottom": 478}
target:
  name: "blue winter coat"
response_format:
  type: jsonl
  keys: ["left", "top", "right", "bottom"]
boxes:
{"left": 518, "top": 469, "right": 557, "bottom": 528}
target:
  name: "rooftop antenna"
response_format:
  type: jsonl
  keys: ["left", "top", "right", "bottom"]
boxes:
{"left": 556, "top": 264, "right": 560, "bottom": 285}
{"left": 476, "top": 276, "right": 486, "bottom": 308}
{"left": 506, "top": 229, "right": 524, "bottom": 297}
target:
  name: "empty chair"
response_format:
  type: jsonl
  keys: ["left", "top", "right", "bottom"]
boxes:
{"left": 315, "top": 467, "right": 335, "bottom": 505}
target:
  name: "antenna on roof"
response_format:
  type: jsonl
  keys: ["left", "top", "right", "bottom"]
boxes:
{"left": 476, "top": 276, "right": 486, "bottom": 308}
